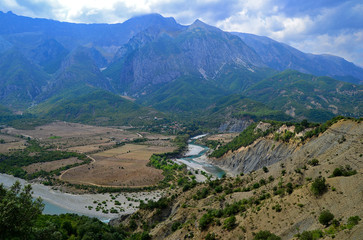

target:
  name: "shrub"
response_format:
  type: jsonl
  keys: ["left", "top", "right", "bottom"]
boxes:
{"left": 330, "top": 165, "right": 357, "bottom": 177}
{"left": 319, "top": 210, "right": 334, "bottom": 226}
{"left": 311, "top": 177, "right": 327, "bottom": 196}
{"left": 347, "top": 216, "right": 361, "bottom": 229}
{"left": 263, "top": 166, "right": 269, "bottom": 173}
{"left": 215, "top": 185, "right": 223, "bottom": 193}
{"left": 286, "top": 182, "right": 293, "bottom": 194}
{"left": 223, "top": 216, "right": 237, "bottom": 230}
{"left": 171, "top": 222, "right": 182, "bottom": 232}
{"left": 199, "top": 213, "right": 214, "bottom": 230}
{"left": 193, "top": 188, "right": 209, "bottom": 200}
{"left": 254, "top": 230, "right": 281, "bottom": 240}
{"left": 307, "top": 159, "right": 319, "bottom": 166}
{"left": 298, "top": 230, "right": 323, "bottom": 240}
{"left": 205, "top": 232, "right": 218, "bottom": 240}
{"left": 272, "top": 204, "right": 282, "bottom": 212}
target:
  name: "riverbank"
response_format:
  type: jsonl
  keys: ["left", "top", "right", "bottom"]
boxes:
{"left": 0, "top": 173, "right": 163, "bottom": 221}
{"left": 174, "top": 135, "right": 232, "bottom": 181}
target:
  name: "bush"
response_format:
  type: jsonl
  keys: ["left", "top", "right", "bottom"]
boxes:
{"left": 311, "top": 177, "right": 327, "bottom": 196}
{"left": 199, "top": 213, "right": 214, "bottom": 230}
{"left": 319, "top": 210, "right": 334, "bottom": 226}
{"left": 347, "top": 216, "right": 361, "bottom": 228}
{"left": 307, "top": 159, "right": 319, "bottom": 166}
{"left": 299, "top": 230, "right": 323, "bottom": 240}
{"left": 254, "top": 230, "right": 281, "bottom": 240}
{"left": 223, "top": 216, "right": 237, "bottom": 230}
{"left": 171, "top": 222, "right": 182, "bottom": 232}
{"left": 330, "top": 165, "right": 357, "bottom": 177}
{"left": 263, "top": 166, "right": 269, "bottom": 173}
{"left": 205, "top": 232, "right": 218, "bottom": 240}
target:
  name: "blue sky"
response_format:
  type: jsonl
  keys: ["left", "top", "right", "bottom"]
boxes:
{"left": 1, "top": 0, "right": 362, "bottom": 67}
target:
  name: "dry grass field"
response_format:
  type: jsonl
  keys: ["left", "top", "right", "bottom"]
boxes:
{"left": 0, "top": 133, "right": 26, "bottom": 153}
{"left": 61, "top": 144, "right": 176, "bottom": 187}
{"left": 1, "top": 121, "right": 177, "bottom": 188}
{"left": 23, "top": 157, "right": 83, "bottom": 174}
{"left": 0, "top": 121, "right": 139, "bottom": 150}
{"left": 204, "top": 133, "right": 239, "bottom": 143}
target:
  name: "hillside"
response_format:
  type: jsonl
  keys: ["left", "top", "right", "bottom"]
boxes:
{"left": 112, "top": 119, "right": 363, "bottom": 240}
{"left": 0, "top": 50, "right": 48, "bottom": 109}
{"left": 243, "top": 70, "right": 363, "bottom": 122}
{"left": 30, "top": 87, "right": 164, "bottom": 126}
{"left": 0, "top": 11, "right": 361, "bottom": 127}
{"left": 104, "top": 19, "right": 265, "bottom": 95}
{"left": 234, "top": 32, "right": 363, "bottom": 84}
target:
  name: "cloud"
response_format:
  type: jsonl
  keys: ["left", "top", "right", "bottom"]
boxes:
{"left": 0, "top": 0, "right": 362, "bottom": 66}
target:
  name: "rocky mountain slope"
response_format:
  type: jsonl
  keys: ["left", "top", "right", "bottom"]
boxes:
{"left": 112, "top": 119, "right": 363, "bottom": 240}
{"left": 235, "top": 33, "right": 363, "bottom": 84}
{"left": 0, "top": 11, "right": 362, "bottom": 124}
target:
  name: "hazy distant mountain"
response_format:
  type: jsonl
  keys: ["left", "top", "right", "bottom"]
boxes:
{"left": 235, "top": 33, "right": 363, "bottom": 84}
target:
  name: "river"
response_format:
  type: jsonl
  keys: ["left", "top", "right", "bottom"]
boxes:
{"left": 175, "top": 134, "right": 226, "bottom": 179}
{"left": 0, "top": 173, "right": 163, "bottom": 222}
{"left": 0, "top": 134, "right": 223, "bottom": 220}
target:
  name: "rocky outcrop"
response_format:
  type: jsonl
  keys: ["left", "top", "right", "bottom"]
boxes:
{"left": 211, "top": 119, "right": 363, "bottom": 174}
{"left": 211, "top": 139, "right": 296, "bottom": 174}
{"left": 218, "top": 119, "right": 252, "bottom": 132}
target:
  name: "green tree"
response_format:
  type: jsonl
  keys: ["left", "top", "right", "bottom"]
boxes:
{"left": 0, "top": 181, "right": 44, "bottom": 239}
{"left": 319, "top": 210, "right": 334, "bottom": 226}
{"left": 311, "top": 177, "right": 327, "bottom": 196}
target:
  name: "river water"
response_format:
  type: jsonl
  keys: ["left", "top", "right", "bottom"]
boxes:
{"left": 175, "top": 135, "right": 226, "bottom": 178}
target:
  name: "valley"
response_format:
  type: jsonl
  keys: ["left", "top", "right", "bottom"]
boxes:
{"left": 0, "top": 9, "right": 362, "bottom": 240}
{"left": 0, "top": 121, "right": 179, "bottom": 189}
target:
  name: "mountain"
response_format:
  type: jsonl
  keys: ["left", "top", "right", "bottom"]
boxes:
{"left": 243, "top": 70, "right": 363, "bottom": 122}
{"left": 235, "top": 32, "right": 363, "bottom": 84}
{"left": 41, "top": 47, "right": 113, "bottom": 98}
{"left": 28, "top": 38, "right": 69, "bottom": 74}
{"left": 0, "top": 50, "right": 48, "bottom": 109}
{"left": 0, "top": 11, "right": 361, "bottom": 126}
{"left": 105, "top": 19, "right": 265, "bottom": 95}
{"left": 138, "top": 75, "right": 229, "bottom": 113}
{"left": 0, "top": 11, "right": 182, "bottom": 62}
{"left": 30, "top": 87, "right": 163, "bottom": 126}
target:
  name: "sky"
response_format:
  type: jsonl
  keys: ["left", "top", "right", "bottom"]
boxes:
{"left": 1, "top": 0, "right": 363, "bottom": 67}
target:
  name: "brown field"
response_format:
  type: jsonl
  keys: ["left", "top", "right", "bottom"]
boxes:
{"left": 61, "top": 144, "right": 176, "bottom": 187}
{"left": 66, "top": 142, "right": 115, "bottom": 153}
{"left": 0, "top": 121, "right": 139, "bottom": 151}
{"left": 1, "top": 121, "right": 177, "bottom": 188}
{"left": 0, "top": 133, "right": 26, "bottom": 153}
{"left": 23, "top": 157, "right": 83, "bottom": 174}
{"left": 205, "top": 133, "right": 239, "bottom": 143}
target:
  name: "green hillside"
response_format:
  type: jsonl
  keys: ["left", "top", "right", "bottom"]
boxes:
{"left": 244, "top": 70, "right": 363, "bottom": 122}
{"left": 30, "top": 87, "right": 164, "bottom": 126}
{"left": 205, "top": 95, "right": 292, "bottom": 122}
{"left": 0, "top": 50, "right": 48, "bottom": 109}
{"left": 138, "top": 75, "right": 229, "bottom": 114}
{"left": 213, "top": 65, "right": 277, "bottom": 92}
